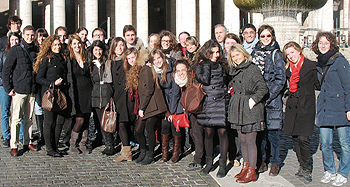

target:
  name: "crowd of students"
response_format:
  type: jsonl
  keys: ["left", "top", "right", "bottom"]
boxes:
{"left": 0, "top": 15, "right": 350, "bottom": 186}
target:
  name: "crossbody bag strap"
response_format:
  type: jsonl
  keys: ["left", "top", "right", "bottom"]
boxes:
{"left": 320, "top": 66, "right": 331, "bottom": 85}
{"left": 20, "top": 43, "right": 34, "bottom": 64}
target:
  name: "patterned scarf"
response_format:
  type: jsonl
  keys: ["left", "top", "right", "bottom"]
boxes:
{"left": 251, "top": 50, "right": 271, "bottom": 75}
{"left": 289, "top": 55, "right": 304, "bottom": 93}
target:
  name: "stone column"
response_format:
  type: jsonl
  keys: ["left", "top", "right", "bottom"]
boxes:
{"left": 137, "top": 0, "right": 148, "bottom": 46}
{"left": 252, "top": 13, "right": 264, "bottom": 28}
{"left": 85, "top": 0, "right": 98, "bottom": 40}
{"left": 176, "top": 0, "right": 196, "bottom": 36}
{"left": 44, "top": 1, "right": 51, "bottom": 34}
{"left": 19, "top": 0, "right": 32, "bottom": 28}
{"left": 340, "top": 0, "right": 349, "bottom": 29}
{"left": 115, "top": 0, "right": 132, "bottom": 37}
{"left": 224, "top": 0, "right": 240, "bottom": 34}
{"left": 199, "top": 0, "right": 211, "bottom": 45}
{"left": 53, "top": 0, "right": 65, "bottom": 30}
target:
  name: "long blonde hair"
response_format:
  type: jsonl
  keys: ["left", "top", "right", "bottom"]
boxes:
{"left": 124, "top": 47, "right": 141, "bottom": 92}
{"left": 149, "top": 49, "right": 168, "bottom": 87}
{"left": 34, "top": 35, "right": 65, "bottom": 73}
{"left": 227, "top": 43, "right": 252, "bottom": 67}
{"left": 67, "top": 34, "right": 86, "bottom": 62}
{"left": 282, "top": 41, "right": 303, "bottom": 70}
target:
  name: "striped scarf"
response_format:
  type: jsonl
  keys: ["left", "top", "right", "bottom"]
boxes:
{"left": 289, "top": 55, "right": 304, "bottom": 93}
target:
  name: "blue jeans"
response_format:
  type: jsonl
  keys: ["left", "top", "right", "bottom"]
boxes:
{"left": 0, "top": 86, "right": 11, "bottom": 140}
{"left": 320, "top": 126, "right": 350, "bottom": 178}
{"left": 261, "top": 129, "right": 281, "bottom": 165}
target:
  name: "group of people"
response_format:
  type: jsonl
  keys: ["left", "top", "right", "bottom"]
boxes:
{"left": 0, "top": 15, "right": 350, "bottom": 186}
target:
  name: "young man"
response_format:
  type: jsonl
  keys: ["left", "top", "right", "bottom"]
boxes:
{"left": 241, "top": 24, "right": 259, "bottom": 54}
{"left": 123, "top": 25, "right": 145, "bottom": 51}
{"left": 0, "top": 16, "right": 22, "bottom": 50}
{"left": 2, "top": 25, "right": 39, "bottom": 156}
{"left": 214, "top": 24, "right": 228, "bottom": 50}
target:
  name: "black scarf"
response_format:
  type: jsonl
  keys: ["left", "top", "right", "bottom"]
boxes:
{"left": 317, "top": 50, "right": 337, "bottom": 68}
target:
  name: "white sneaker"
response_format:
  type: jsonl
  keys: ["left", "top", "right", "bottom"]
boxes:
{"left": 321, "top": 171, "right": 337, "bottom": 183}
{"left": 332, "top": 174, "right": 348, "bottom": 186}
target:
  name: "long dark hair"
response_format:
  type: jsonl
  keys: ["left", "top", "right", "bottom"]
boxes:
{"left": 5, "top": 32, "right": 21, "bottom": 52}
{"left": 34, "top": 28, "right": 48, "bottom": 48}
{"left": 108, "top": 37, "right": 127, "bottom": 60}
{"left": 88, "top": 40, "right": 107, "bottom": 74}
{"left": 193, "top": 39, "right": 228, "bottom": 70}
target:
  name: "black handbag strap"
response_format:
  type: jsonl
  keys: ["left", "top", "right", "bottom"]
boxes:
{"left": 19, "top": 43, "right": 34, "bottom": 64}
{"left": 320, "top": 66, "right": 330, "bottom": 85}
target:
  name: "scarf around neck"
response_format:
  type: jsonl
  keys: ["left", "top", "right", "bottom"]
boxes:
{"left": 153, "top": 65, "right": 163, "bottom": 74}
{"left": 317, "top": 50, "right": 337, "bottom": 68}
{"left": 289, "top": 55, "right": 304, "bottom": 93}
{"left": 174, "top": 73, "right": 188, "bottom": 87}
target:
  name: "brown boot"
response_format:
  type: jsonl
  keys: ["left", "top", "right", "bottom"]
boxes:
{"left": 258, "top": 161, "right": 268, "bottom": 173}
{"left": 113, "top": 145, "right": 132, "bottom": 162}
{"left": 236, "top": 167, "right": 257, "bottom": 183}
{"left": 170, "top": 135, "right": 181, "bottom": 163}
{"left": 69, "top": 131, "right": 80, "bottom": 153}
{"left": 79, "top": 130, "right": 90, "bottom": 154}
{"left": 160, "top": 134, "right": 170, "bottom": 162}
{"left": 269, "top": 164, "right": 280, "bottom": 176}
{"left": 235, "top": 162, "right": 249, "bottom": 178}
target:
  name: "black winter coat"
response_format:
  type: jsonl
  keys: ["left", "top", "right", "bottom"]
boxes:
{"left": 284, "top": 59, "right": 320, "bottom": 136}
{"left": 228, "top": 61, "right": 268, "bottom": 126}
{"left": 195, "top": 60, "right": 228, "bottom": 127}
{"left": 2, "top": 41, "right": 38, "bottom": 94}
{"left": 112, "top": 60, "right": 135, "bottom": 122}
{"left": 90, "top": 61, "right": 113, "bottom": 109}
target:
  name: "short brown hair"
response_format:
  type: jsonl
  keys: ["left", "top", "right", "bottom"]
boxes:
{"left": 311, "top": 32, "right": 339, "bottom": 54}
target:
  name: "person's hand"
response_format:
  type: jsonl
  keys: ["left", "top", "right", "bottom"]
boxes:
{"left": 138, "top": 110, "right": 144, "bottom": 118}
{"left": 168, "top": 115, "right": 173, "bottom": 122}
{"left": 249, "top": 98, "right": 256, "bottom": 110}
{"left": 54, "top": 78, "right": 63, "bottom": 86}
{"left": 8, "top": 89, "right": 16, "bottom": 96}
{"left": 347, "top": 111, "right": 350, "bottom": 121}
{"left": 146, "top": 62, "right": 152, "bottom": 67}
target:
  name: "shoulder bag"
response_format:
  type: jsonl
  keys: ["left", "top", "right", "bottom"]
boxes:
{"left": 42, "top": 83, "right": 67, "bottom": 112}
{"left": 179, "top": 83, "right": 206, "bottom": 114}
{"left": 101, "top": 98, "right": 117, "bottom": 133}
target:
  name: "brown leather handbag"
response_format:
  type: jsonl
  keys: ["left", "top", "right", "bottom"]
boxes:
{"left": 179, "top": 83, "right": 206, "bottom": 114}
{"left": 101, "top": 98, "right": 117, "bottom": 133}
{"left": 42, "top": 83, "right": 67, "bottom": 112}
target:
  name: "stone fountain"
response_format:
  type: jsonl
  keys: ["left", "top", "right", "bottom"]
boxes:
{"left": 233, "top": 0, "right": 327, "bottom": 48}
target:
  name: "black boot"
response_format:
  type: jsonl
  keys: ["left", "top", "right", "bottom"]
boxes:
{"left": 200, "top": 157, "right": 213, "bottom": 175}
{"left": 101, "top": 131, "right": 115, "bottom": 156}
{"left": 134, "top": 149, "right": 147, "bottom": 163}
{"left": 140, "top": 150, "right": 154, "bottom": 165}
{"left": 217, "top": 158, "right": 227, "bottom": 178}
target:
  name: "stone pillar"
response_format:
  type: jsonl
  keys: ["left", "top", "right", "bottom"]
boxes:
{"left": 19, "top": 0, "right": 32, "bottom": 28}
{"left": 85, "top": 0, "right": 98, "bottom": 40}
{"left": 137, "top": 0, "right": 148, "bottom": 46}
{"left": 199, "top": 0, "right": 211, "bottom": 45}
{"left": 306, "top": 0, "right": 333, "bottom": 31}
{"left": 176, "top": 0, "right": 196, "bottom": 36}
{"left": 340, "top": 0, "right": 350, "bottom": 29}
{"left": 115, "top": 0, "right": 132, "bottom": 37}
{"left": 53, "top": 0, "right": 65, "bottom": 30}
{"left": 44, "top": 1, "right": 51, "bottom": 34}
{"left": 224, "top": 0, "right": 240, "bottom": 35}
{"left": 252, "top": 13, "right": 264, "bottom": 28}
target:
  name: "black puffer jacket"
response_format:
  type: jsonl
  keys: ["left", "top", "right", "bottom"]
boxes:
{"left": 90, "top": 62, "right": 113, "bottom": 109}
{"left": 195, "top": 60, "right": 228, "bottom": 127}
{"left": 2, "top": 40, "right": 38, "bottom": 94}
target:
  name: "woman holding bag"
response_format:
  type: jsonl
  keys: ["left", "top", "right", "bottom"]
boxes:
{"left": 227, "top": 44, "right": 268, "bottom": 183}
{"left": 88, "top": 40, "right": 114, "bottom": 155}
{"left": 35, "top": 35, "right": 71, "bottom": 157}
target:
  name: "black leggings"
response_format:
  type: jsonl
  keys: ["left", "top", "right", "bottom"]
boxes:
{"left": 135, "top": 117, "right": 158, "bottom": 151}
{"left": 72, "top": 113, "right": 90, "bottom": 133}
{"left": 238, "top": 131, "right": 257, "bottom": 168}
{"left": 161, "top": 119, "right": 181, "bottom": 136}
{"left": 204, "top": 127, "right": 228, "bottom": 160}
{"left": 119, "top": 122, "right": 130, "bottom": 146}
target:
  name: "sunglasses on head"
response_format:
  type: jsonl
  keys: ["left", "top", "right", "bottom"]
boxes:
{"left": 260, "top": 34, "right": 272, "bottom": 39}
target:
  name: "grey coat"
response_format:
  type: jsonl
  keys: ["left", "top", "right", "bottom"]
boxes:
{"left": 228, "top": 61, "right": 268, "bottom": 125}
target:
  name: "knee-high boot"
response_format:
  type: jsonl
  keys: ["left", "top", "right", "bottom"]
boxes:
{"left": 170, "top": 135, "right": 181, "bottom": 163}
{"left": 79, "top": 129, "right": 90, "bottom": 154}
{"left": 160, "top": 134, "right": 170, "bottom": 162}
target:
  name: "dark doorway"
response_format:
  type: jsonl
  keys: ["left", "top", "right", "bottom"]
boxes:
{"left": 148, "top": 0, "right": 166, "bottom": 35}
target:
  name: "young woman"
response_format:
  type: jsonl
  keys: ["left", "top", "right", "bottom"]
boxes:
{"left": 312, "top": 32, "right": 350, "bottom": 186}
{"left": 66, "top": 34, "right": 92, "bottom": 154}
{"left": 110, "top": 42, "right": 139, "bottom": 162}
{"left": 134, "top": 49, "right": 168, "bottom": 165}
{"left": 34, "top": 28, "right": 48, "bottom": 48}
{"left": 76, "top": 27, "right": 90, "bottom": 48}
{"left": 194, "top": 39, "right": 229, "bottom": 178}
{"left": 227, "top": 44, "right": 268, "bottom": 183}
{"left": 35, "top": 35, "right": 71, "bottom": 157}
{"left": 282, "top": 41, "right": 320, "bottom": 183}
{"left": 146, "top": 33, "right": 159, "bottom": 52}
{"left": 251, "top": 24, "right": 286, "bottom": 176}
{"left": 0, "top": 32, "right": 20, "bottom": 147}
{"left": 224, "top": 33, "right": 241, "bottom": 57}
{"left": 185, "top": 36, "right": 200, "bottom": 61}
{"left": 88, "top": 40, "right": 114, "bottom": 155}
{"left": 158, "top": 30, "right": 182, "bottom": 60}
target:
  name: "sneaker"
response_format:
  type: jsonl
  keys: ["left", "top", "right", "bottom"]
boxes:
{"left": 332, "top": 174, "right": 348, "bottom": 186}
{"left": 2, "top": 139, "right": 10, "bottom": 147}
{"left": 303, "top": 170, "right": 312, "bottom": 183}
{"left": 321, "top": 171, "right": 337, "bottom": 183}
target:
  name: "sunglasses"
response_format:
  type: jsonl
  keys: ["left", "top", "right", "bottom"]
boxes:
{"left": 260, "top": 34, "right": 272, "bottom": 39}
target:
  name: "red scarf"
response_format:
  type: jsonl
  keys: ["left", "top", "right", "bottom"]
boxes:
{"left": 181, "top": 46, "right": 187, "bottom": 56}
{"left": 289, "top": 55, "right": 304, "bottom": 93}
{"left": 128, "top": 89, "right": 139, "bottom": 115}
